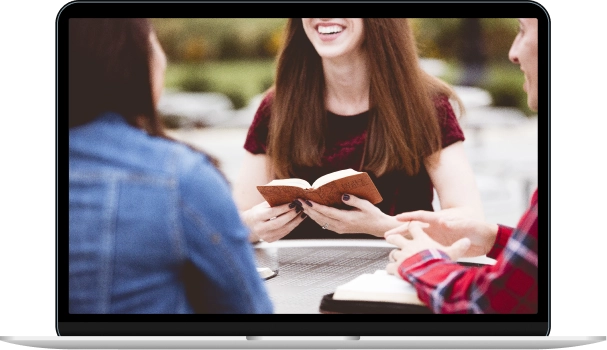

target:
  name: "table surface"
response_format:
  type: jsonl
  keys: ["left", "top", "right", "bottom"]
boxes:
{"left": 254, "top": 240, "right": 495, "bottom": 314}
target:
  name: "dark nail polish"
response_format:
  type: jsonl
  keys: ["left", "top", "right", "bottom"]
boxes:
{"left": 289, "top": 202, "right": 296, "bottom": 209}
{"left": 296, "top": 207, "right": 302, "bottom": 213}
{"left": 343, "top": 194, "right": 350, "bottom": 201}
{"left": 301, "top": 213, "right": 307, "bottom": 219}
{"left": 294, "top": 200, "right": 302, "bottom": 207}
{"left": 304, "top": 200, "right": 312, "bottom": 207}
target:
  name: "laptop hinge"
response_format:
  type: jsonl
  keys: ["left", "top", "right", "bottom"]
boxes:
{"left": 246, "top": 336, "right": 360, "bottom": 340}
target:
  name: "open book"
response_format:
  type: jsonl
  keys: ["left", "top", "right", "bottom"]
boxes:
{"left": 332, "top": 270, "right": 423, "bottom": 305}
{"left": 256, "top": 169, "right": 383, "bottom": 207}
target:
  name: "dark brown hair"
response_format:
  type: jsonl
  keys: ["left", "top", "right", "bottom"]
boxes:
{"left": 269, "top": 18, "right": 461, "bottom": 179}
{"left": 69, "top": 18, "right": 164, "bottom": 135}
{"left": 68, "top": 18, "right": 222, "bottom": 170}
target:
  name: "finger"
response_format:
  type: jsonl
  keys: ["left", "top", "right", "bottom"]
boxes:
{"left": 263, "top": 211, "right": 306, "bottom": 242}
{"left": 386, "top": 262, "right": 398, "bottom": 275}
{"left": 254, "top": 202, "right": 294, "bottom": 223}
{"left": 299, "top": 198, "right": 314, "bottom": 208}
{"left": 267, "top": 201, "right": 298, "bottom": 218}
{"left": 384, "top": 221, "right": 428, "bottom": 239}
{"left": 415, "top": 221, "right": 431, "bottom": 229}
{"left": 388, "top": 249, "right": 398, "bottom": 262}
{"left": 407, "top": 223, "right": 429, "bottom": 239}
{"left": 300, "top": 199, "right": 344, "bottom": 220}
{"left": 264, "top": 213, "right": 305, "bottom": 243}
{"left": 281, "top": 210, "right": 308, "bottom": 233}
{"left": 384, "top": 221, "right": 411, "bottom": 238}
{"left": 265, "top": 208, "right": 299, "bottom": 231}
{"left": 445, "top": 237, "right": 471, "bottom": 261}
{"left": 388, "top": 249, "right": 406, "bottom": 263}
{"left": 392, "top": 249, "right": 406, "bottom": 262}
{"left": 341, "top": 193, "right": 374, "bottom": 210}
{"left": 407, "top": 221, "right": 430, "bottom": 229}
{"left": 395, "top": 210, "right": 438, "bottom": 223}
{"left": 385, "top": 233, "right": 409, "bottom": 248}
{"left": 270, "top": 205, "right": 299, "bottom": 220}
{"left": 253, "top": 201, "right": 271, "bottom": 208}
{"left": 302, "top": 202, "right": 339, "bottom": 225}
{"left": 249, "top": 201, "right": 269, "bottom": 221}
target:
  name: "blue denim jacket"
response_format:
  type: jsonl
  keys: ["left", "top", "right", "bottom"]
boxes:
{"left": 69, "top": 113, "right": 273, "bottom": 314}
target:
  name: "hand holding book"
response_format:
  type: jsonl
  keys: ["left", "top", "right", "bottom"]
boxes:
{"left": 255, "top": 169, "right": 396, "bottom": 238}
{"left": 256, "top": 169, "right": 382, "bottom": 208}
{"left": 241, "top": 200, "right": 307, "bottom": 243}
{"left": 300, "top": 193, "right": 401, "bottom": 237}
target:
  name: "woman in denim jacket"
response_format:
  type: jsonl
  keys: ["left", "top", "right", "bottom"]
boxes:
{"left": 68, "top": 18, "right": 272, "bottom": 314}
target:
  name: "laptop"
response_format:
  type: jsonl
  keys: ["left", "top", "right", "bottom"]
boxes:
{"left": 27, "top": 1, "right": 606, "bottom": 349}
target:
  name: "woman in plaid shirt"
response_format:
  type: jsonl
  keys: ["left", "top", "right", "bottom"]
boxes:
{"left": 385, "top": 18, "right": 539, "bottom": 314}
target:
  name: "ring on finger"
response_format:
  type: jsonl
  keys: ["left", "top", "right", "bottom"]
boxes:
{"left": 321, "top": 222, "right": 329, "bottom": 230}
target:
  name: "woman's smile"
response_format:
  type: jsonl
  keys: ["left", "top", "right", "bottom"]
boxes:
{"left": 316, "top": 23, "right": 345, "bottom": 41}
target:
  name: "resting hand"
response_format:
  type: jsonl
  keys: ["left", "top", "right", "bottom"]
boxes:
{"left": 385, "top": 210, "right": 498, "bottom": 257}
{"left": 299, "top": 194, "right": 400, "bottom": 237}
{"left": 385, "top": 222, "right": 471, "bottom": 275}
{"left": 241, "top": 201, "right": 307, "bottom": 243}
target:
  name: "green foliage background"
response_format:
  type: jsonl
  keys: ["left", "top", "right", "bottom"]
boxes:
{"left": 151, "top": 18, "right": 531, "bottom": 115}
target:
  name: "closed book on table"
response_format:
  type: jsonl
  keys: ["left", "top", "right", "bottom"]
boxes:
{"left": 319, "top": 270, "right": 433, "bottom": 314}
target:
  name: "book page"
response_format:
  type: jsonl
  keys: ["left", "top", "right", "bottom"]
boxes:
{"left": 265, "top": 178, "right": 311, "bottom": 188}
{"left": 457, "top": 255, "right": 497, "bottom": 265}
{"left": 311, "top": 168, "right": 361, "bottom": 189}
{"left": 333, "top": 273, "right": 422, "bottom": 305}
{"left": 256, "top": 267, "right": 276, "bottom": 280}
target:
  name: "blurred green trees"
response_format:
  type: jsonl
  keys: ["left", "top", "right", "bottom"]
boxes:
{"left": 151, "top": 18, "right": 530, "bottom": 114}
{"left": 410, "top": 18, "right": 518, "bottom": 63}
{"left": 151, "top": 18, "right": 518, "bottom": 63}
{"left": 151, "top": 18, "right": 287, "bottom": 61}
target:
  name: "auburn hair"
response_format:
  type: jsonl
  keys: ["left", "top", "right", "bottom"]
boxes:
{"left": 268, "top": 18, "right": 462, "bottom": 179}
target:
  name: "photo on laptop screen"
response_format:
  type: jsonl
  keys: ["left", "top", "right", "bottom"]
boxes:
{"left": 59, "top": 1, "right": 549, "bottom": 337}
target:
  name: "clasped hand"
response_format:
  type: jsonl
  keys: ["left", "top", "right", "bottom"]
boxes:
{"left": 385, "top": 209, "right": 499, "bottom": 257}
{"left": 298, "top": 194, "right": 399, "bottom": 237}
{"left": 242, "top": 200, "right": 307, "bottom": 243}
{"left": 384, "top": 221, "right": 472, "bottom": 275}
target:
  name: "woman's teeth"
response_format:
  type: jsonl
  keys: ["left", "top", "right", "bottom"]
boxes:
{"left": 318, "top": 25, "right": 343, "bottom": 34}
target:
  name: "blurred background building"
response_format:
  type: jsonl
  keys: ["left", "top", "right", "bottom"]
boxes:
{"left": 151, "top": 18, "right": 537, "bottom": 227}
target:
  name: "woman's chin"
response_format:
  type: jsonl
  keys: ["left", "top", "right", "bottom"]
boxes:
{"left": 315, "top": 47, "right": 350, "bottom": 60}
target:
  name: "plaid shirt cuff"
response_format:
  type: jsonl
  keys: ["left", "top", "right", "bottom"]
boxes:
{"left": 397, "top": 249, "right": 451, "bottom": 281}
{"left": 486, "top": 224, "right": 513, "bottom": 259}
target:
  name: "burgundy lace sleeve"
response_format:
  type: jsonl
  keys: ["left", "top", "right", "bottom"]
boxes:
{"left": 434, "top": 94, "right": 465, "bottom": 148}
{"left": 243, "top": 91, "right": 274, "bottom": 154}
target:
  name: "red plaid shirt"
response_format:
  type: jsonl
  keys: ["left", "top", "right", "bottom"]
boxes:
{"left": 397, "top": 189, "right": 538, "bottom": 313}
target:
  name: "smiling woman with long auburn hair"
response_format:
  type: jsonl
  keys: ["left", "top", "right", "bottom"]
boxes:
{"left": 234, "top": 18, "right": 484, "bottom": 249}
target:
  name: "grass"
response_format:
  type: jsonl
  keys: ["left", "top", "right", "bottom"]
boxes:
{"left": 164, "top": 58, "right": 533, "bottom": 115}
{"left": 164, "top": 59, "right": 277, "bottom": 108}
